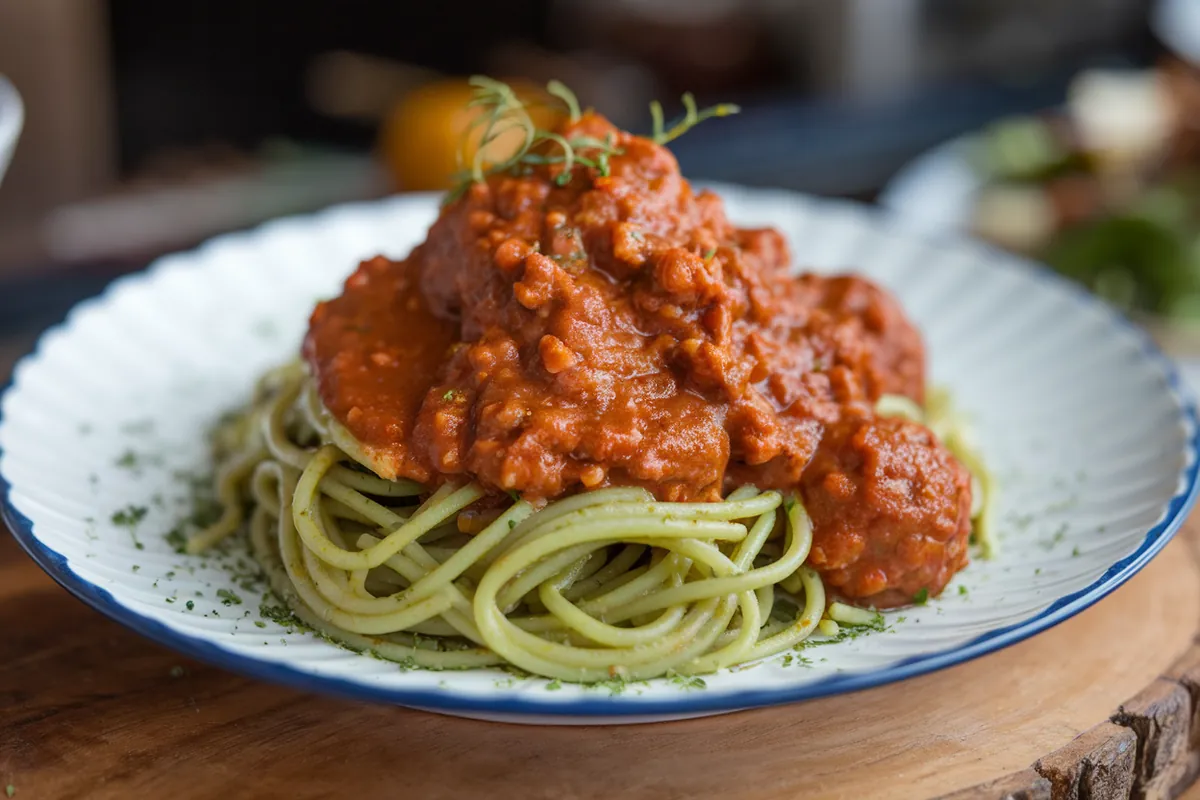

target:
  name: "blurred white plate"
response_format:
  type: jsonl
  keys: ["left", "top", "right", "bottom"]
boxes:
{"left": 877, "top": 138, "right": 981, "bottom": 237}
{"left": 2, "top": 189, "right": 1197, "bottom": 723}
{"left": 879, "top": 125, "right": 1200, "bottom": 382}
{"left": 1154, "top": 0, "right": 1200, "bottom": 65}
{"left": 0, "top": 76, "right": 22, "bottom": 186}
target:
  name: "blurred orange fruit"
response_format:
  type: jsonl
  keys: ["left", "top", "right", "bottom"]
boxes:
{"left": 379, "top": 78, "right": 562, "bottom": 192}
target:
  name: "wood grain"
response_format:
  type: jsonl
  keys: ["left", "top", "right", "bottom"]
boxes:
{"left": 1116, "top": 680, "right": 1193, "bottom": 799}
{"left": 1035, "top": 722, "right": 1136, "bottom": 800}
{"left": 1166, "top": 645, "right": 1200, "bottom": 796}
{"left": 3, "top": 526, "right": 1200, "bottom": 800}
{"left": 937, "top": 771, "right": 1051, "bottom": 800}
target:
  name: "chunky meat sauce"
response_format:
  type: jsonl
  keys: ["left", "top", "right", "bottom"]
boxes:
{"left": 305, "top": 112, "right": 972, "bottom": 605}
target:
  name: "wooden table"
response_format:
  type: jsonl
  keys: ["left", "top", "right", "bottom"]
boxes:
{"left": 6, "top": 519, "right": 1200, "bottom": 800}
{"left": 5, "top": 328, "right": 1200, "bottom": 799}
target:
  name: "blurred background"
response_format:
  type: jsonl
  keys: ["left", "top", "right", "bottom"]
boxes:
{"left": 0, "top": 0, "right": 1185, "bottom": 374}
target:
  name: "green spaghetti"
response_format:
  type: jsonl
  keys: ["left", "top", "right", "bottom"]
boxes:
{"left": 186, "top": 363, "right": 990, "bottom": 681}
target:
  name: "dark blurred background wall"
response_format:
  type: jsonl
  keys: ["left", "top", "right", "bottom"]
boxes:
{"left": 0, "top": 0, "right": 1161, "bottom": 284}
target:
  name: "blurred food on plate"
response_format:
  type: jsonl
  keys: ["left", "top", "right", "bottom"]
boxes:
{"left": 969, "top": 59, "right": 1200, "bottom": 322}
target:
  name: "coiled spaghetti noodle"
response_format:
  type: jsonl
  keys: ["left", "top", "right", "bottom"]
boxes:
{"left": 188, "top": 362, "right": 988, "bottom": 681}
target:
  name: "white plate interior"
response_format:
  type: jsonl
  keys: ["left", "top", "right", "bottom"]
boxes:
{"left": 1, "top": 189, "right": 1196, "bottom": 721}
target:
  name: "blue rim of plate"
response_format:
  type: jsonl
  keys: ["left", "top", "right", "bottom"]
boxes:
{"left": 3, "top": 196, "right": 1199, "bottom": 718}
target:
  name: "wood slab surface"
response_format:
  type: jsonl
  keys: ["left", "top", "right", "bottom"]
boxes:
{"left": 5, "top": 521, "right": 1200, "bottom": 800}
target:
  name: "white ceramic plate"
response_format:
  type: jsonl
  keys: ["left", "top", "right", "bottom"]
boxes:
{"left": 3, "top": 189, "right": 1197, "bottom": 724}
{"left": 0, "top": 76, "right": 23, "bottom": 186}
{"left": 1154, "top": 0, "right": 1200, "bottom": 66}
{"left": 877, "top": 138, "right": 981, "bottom": 238}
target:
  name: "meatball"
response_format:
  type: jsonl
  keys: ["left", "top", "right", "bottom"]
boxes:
{"left": 796, "top": 275, "right": 926, "bottom": 404}
{"left": 800, "top": 414, "right": 972, "bottom": 607}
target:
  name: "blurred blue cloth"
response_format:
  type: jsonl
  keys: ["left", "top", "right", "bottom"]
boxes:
{"left": 669, "top": 71, "right": 1077, "bottom": 196}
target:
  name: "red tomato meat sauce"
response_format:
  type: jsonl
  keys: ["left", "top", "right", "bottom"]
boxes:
{"left": 304, "top": 112, "right": 972, "bottom": 606}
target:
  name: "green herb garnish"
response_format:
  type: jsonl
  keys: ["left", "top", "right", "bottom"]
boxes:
{"left": 111, "top": 505, "right": 148, "bottom": 528}
{"left": 446, "top": 78, "right": 739, "bottom": 204}
{"left": 216, "top": 588, "right": 243, "bottom": 607}
{"left": 649, "top": 92, "right": 740, "bottom": 146}
{"left": 667, "top": 672, "right": 707, "bottom": 690}
{"left": 112, "top": 504, "right": 149, "bottom": 550}
{"left": 546, "top": 79, "right": 581, "bottom": 122}
{"left": 260, "top": 601, "right": 299, "bottom": 627}
{"left": 446, "top": 77, "right": 622, "bottom": 202}
{"left": 1040, "top": 522, "right": 1070, "bottom": 551}
{"left": 165, "top": 527, "right": 187, "bottom": 554}
{"left": 779, "top": 653, "right": 815, "bottom": 667}
{"left": 589, "top": 676, "right": 630, "bottom": 696}
{"left": 913, "top": 588, "right": 929, "bottom": 605}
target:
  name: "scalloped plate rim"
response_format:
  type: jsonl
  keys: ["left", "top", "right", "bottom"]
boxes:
{"left": 2, "top": 191, "right": 1198, "bottom": 720}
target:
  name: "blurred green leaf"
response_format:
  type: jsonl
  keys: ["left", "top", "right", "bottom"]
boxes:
{"left": 1042, "top": 215, "right": 1200, "bottom": 318}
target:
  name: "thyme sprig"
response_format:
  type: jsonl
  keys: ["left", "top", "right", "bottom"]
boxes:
{"left": 447, "top": 76, "right": 621, "bottom": 201}
{"left": 650, "top": 92, "right": 741, "bottom": 145}
{"left": 446, "top": 77, "right": 739, "bottom": 203}
{"left": 546, "top": 79, "right": 581, "bottom": 123}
